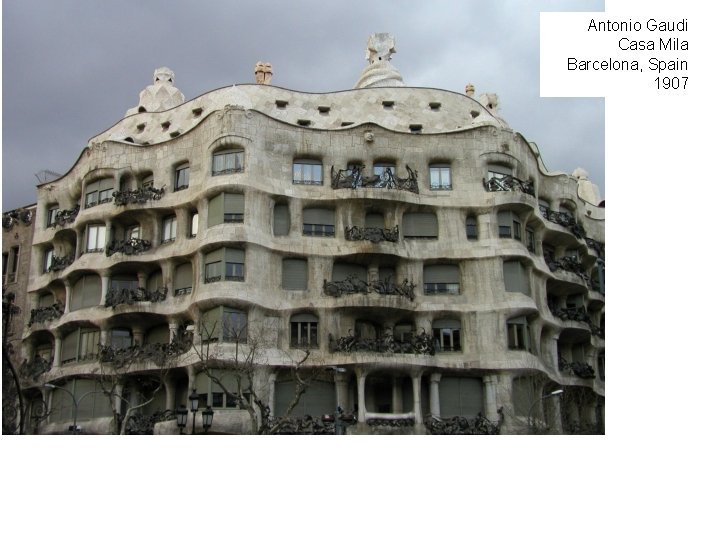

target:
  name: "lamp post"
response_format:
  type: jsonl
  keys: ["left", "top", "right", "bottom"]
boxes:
{"left": 176, "top": 388, "right": 214, "bottom": 434}
{"left": 527, "top": 389, "right": 564, "bottom": 434}
{"left": 44, "top": 383, "right": 107, "bottom": 434}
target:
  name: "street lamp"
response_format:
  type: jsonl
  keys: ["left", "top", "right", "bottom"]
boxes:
{"left": 527, "top": 388, "right": 564, "bottom": 434}
{"left": 177, "top": 389, "right": 214, "bottom": 434}
{"left": 44, "top": 383, "right": 107, "bottom": 435}
{"left": 189, "top": 388, "right": 200, "bottom": 434}
{"left": 175, "top": 405, "right": 188, "bottom": 434}
{"left": 201, "top": 406, "right": 214, "bottom": 433}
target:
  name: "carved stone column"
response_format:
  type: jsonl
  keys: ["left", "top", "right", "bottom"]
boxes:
{"left": 267, "top": 372, "right": 277, "bottom": 417}
{"left": 168, "top": 321, "right": 179, "bottom": 342}
{"left": 483, "top": 375, "right": 499, "bottom": 422}
{"left": 137, "top": 271, "right": 147, "bottom": 290}
{"left": 550, "top": 392, "right": 563, "bottom": 434}
{"left": 52, "top": 331, "right": 62, "bottom": 369}
{"left": 429, "top": 373, "right": 442, "bottom": 417}
{"left": 164, "top": 379, "right": 176, "bottom": 411}
{"left": 334, "top": 370, "right": 349, "bottom": 412}
{"left": 392, "top": 376, "right": 403, "bottom": 414}
{"left": 412, "top": 373, "right": 422, "bottom": 425}
{"left": 100, "top": 274, "right": 110, "bottom": 307}
{"left": 64, "top": 282, "right": 72, "bottom": 314}
{"left": 355, "top": 368, "right": 366, "bottom": 423}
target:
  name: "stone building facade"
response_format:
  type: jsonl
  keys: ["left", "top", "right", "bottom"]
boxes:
{"left": 18, "top": 36, "right": 604, "bottom": 434}
{"left": 3, "top": 204, "right": 37, "bottom": 433}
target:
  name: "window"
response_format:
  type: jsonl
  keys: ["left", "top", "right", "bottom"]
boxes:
{"left": 293, "top": 160, "right": 323, "bottom": 185}
{"left": 466, "top": 215, "right": 478, "bottom": 240}
{"left": 365, "top": 213, "right": 384, "bottom": 228}
{"left": 9, "top": 246, "right": 19, "bottom": 283}
{"left": 50, "top": 380, "right": 112, "bottom": 423}
{"left": 85, "top": 178, "right": 114, "bottom": 208}
{"left": 302, "top": 208, "right": 335, "bottom": 237}
{"left": 429, "top": 165, "right": 452, "bottom": 190}
{"left": 487, "top": 165, "right": 512, "bottom": 184}
{"left": 175, "top": 165, "right": 190, "bottom": 191}
{"left": 282, "top": 259, "right": 308, "bottom": 290}
{"left": 394, "top": 322, "right": 415, "bottom": 343}
{"left": 332, "top": 262, "right": 367, "bottom": 282}
{"left": 290, "top": 314, "right": 318, "bottom": 348}
{"left": 598, "top": 351, "right": 605, "bottom": 381}
{"left": 273, "top": 203, "right": 290, "bottom": 236}
{"left": 432, "top": 319, "right": 462, "bottom": 352}
{"left": 525, "top": 228, "right": 535, "bottom": 253}
{"left": 110, "top": 274, "right": 139, "bottom": 292}
{"left": 70, "top": 274, "right": 101, "bottom": 311}
{"left": 204, "top": 248, "right": 245, "bottom": 283}
{"left": 174, "top": 262, "right": 193, "bottom": 295}
{"left": 212, "top": 149, "right": 244, "bottom": 176}
{"left": 85, "top": 224, "right": 106, "bottom": 253}
{"left": 208, "top": 193, "right": 244, "bottom": 227}
{"left": 402, "top": 212, "right": 438, "bottom": 239}
{"left": 439, "top": 377, "right": 484, "bottom": 418}
{"left": 565, "top": 248, "right": 579, "bottom": 261}
{"left": 498, "top": 211, "right": 521, "bottom": 240}
{"left": 222, "top": 309, "right": 247, "bottom": 342}
{"left": 43, "top": 248, "right": 54, "bottom": 273}
{"left": 142, "top": 175, "right": 154, "bottom": 189}
{"left": 124, "top": 225, "right": 140, "bottom": 240}
{"left": 78, "top": 329, "right": 100, "bottom": 360}
{"left": 162, "top": 215, "right": 177, "bottom": 244}
{"left": 507, "top": 316, "right": 531, "bottom": 351}
{"left": 190, "top": 212, "right": 199, "bottom": 237}
{"left": 47, "top": 205, "right": 59, "bottom": 227}
{"left": 60, "top": 328, "right": 100, "bottom": 364}
{"left": 110, "top": 328, "right": 133, "bottom": 349}
{"left": 373, "top": 162, "right": 395, "bottom": 182}
{"left": 424, "top": 264, "right": 460, "bottom": 295}
{"left": 503, "top": 261, "right": 530, "bottom": 296}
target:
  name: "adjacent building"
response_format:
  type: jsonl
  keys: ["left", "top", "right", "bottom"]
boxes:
{"left": 17, "top": 34, "right": 604, "bottom": 434}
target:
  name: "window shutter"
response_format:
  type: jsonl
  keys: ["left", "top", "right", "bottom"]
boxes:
{"left": 507, "top": 315, "right": 527, "bottom": 324}
{"left": 439, "top": 377, "right": 484, "bottom": 418}
{"left": 290, "top": 313, "right": 318, "bottom": 323}
{"left": 378, "top": 267, "right": 395, "bottom": 283}
{"left": 489, "top": 164, "right": 512, "bottom": 176}
{"left": 503, "top": 261, "right": 530, "bottom": 295}
{"left": 572, "top": 345, "right": 585, "bottom": 364}
{"left": 497, "top": 211, "right": 514, "bottom": 228}
{"left": 225, "top": 248, "right": 245, "bottom": 264}
{"left": 303, "top": 208, "right": 334, "bottom": 225}
{"left": 146, "top": 325, "right": 170, "bottom": 345}
{"left": 62, "top": 330, "right": 78, "bottom": 362}
{"left": 205, "top": 248, "right": 223, "bottom": 265}
{"left": 147, "top": 271, "right": 163, "bottom": 291}
{"left": 202, "top": 307, "right": 222, "bottom": 341}
{"left": 424, "top": 264, "right": 459, "bottom": 283}
{"left": 274, "top": 204, "right": 290, "bottom": 236}
{"left": 282, "top": 259, "right": 308, "bottom": 290}
{"left": 432, "top": 319, "right": 461, "bottom": 329}
{"left": 39, "top": 294, "right": 54, "bottom": 308}
{"left": 194, "top": 372, "right": 211, "bottom": 395}
{"left": 224, "top": 193, "right": 245, "bottom": 214}
{"left": 175, "top": 263, "right": 193, "bottom": 290}
{"left": 332, "top": 263, "right": 366, "bottom": 282}
{"left": 82, "top": 275, "right": 101, "bottom": 308}
{"left": 403, "top": 213, "right": 438, "bottom": 237}
{"left": 365, "top": 213, "right": 384, "bottom": 228}
{"left": 208, "top": 194, "right": 223, "bottom": 228}
{"left": 75, "top": 379, "right": 97, "bottom": 420}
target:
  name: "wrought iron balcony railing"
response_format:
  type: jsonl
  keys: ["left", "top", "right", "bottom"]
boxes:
{"left": 47, "top": 254, "right": 74, "bottom": 272}
{"left": 586, "top": 238, "right": 605, "bottom": 258}
{"left": 112, "top": 186, "right": 165, "bottom": 206}
{"left": 549, "top": 305, "right": 592, "bottom": 325}
{"left": 330, "top": 328, "right": 434, "bottom": 355}
{"left": 2, "top": 208, "right": 33, "bottom": 230}
{"left": 19, "top": 355, "right": 53, "bottom": 381}
{"left": 344, "top": 225, "right": 399, "bottom": 243}
{"left": 559, "top": 357, "right": 596, "bottom": 379}
{"left": 106, "top": 238, "right": 152, "bottom": 257}
{"left": 28, "top": 303, "right": 65, "bottom": 326}
{"left": 424, "top": 413, "right": 501, "bottom": 435}
{"left": 105, "top": 287, "right": 168, "bottom": 308}
{"left": 331, "top": 165, "right": 419, "bottom": 193}
{"left": 544, "top": 253, "right": 590, "bottom": 284}
{"left": 540, "top": 206, "right": 586, "bottom": 239}
{"left": 323, "top": 275, "right": 416, "bottom": 301}
{"left": 483, "top": 174, "right": 535, "bottom": 196}
{"left": 98, "top": 329, "right": 192, "bottom": 369}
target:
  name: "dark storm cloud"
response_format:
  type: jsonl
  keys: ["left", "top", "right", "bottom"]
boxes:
{"left": 2, "top": 0, "right": 604, "bottom": 210}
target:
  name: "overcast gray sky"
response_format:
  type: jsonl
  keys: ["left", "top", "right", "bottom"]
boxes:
{"left": 2, "top": 0, "right": 604, "bottom": 211}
